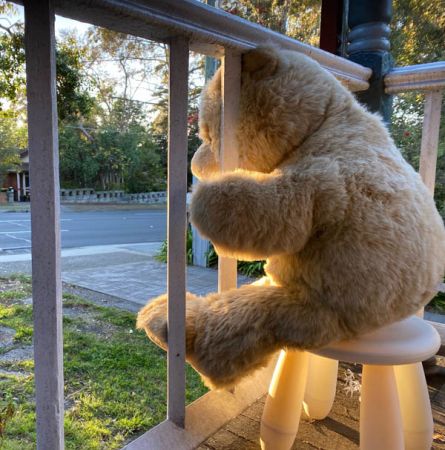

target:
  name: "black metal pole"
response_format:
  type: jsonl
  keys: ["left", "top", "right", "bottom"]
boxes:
{"left": 347, "top": 0, "right": 393, "bottom": 123}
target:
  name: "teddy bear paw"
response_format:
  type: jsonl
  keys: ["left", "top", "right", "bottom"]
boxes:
{"left": 137, "top": 294, "right": 169, "bottom": 350}
{"left": 137, "top": 292, "right": 203, "bottom": 354}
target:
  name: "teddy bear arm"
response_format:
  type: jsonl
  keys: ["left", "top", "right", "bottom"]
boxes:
{"left": 190, "top": 171, "right": 314, "bottom": 258}
{"left": 191, "top": 143, "right": 220, "bottom": 181}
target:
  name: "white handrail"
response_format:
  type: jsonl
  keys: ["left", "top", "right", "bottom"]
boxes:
{"left": 384, "top": 62, "right": 445, "bottom": 196}
{"left": 385, "top": 61, "right": 445, "bottom": 93}
{"left": 11, "top": 0, "right": 372, "bottom": 91}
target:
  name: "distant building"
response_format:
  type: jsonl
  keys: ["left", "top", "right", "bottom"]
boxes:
{"left": 3, "top": 150, "right": 30, "bottom": 201}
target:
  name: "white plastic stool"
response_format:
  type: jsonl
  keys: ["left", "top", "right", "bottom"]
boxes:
{"left": 260, "top": 316, "right": 440, "bottom": 450}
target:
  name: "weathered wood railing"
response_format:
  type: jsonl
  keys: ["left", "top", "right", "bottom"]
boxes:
{"left": 14, "top": 1, "right": 373, "bottom": 449}
{"left": 385, "top": 62, "right": 445, "bottom": 195}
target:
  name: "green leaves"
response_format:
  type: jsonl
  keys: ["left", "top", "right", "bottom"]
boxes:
{"left": 59, "top": 117, "right": 165, "bottom": 192}
{"left": 0, "top": 28, "right": 25, "bottom": 107}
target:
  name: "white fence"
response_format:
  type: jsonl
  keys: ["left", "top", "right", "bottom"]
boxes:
{"left": 16, "top": 1, "right": 445, "bottom": 449}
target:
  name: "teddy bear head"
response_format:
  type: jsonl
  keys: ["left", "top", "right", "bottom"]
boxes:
{"left": 191, "top": 46, "right": 352, "bottom": 179}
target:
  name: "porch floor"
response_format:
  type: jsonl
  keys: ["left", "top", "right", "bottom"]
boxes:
{"left": 199, "top": 361, "right": 445, "bottom": 450}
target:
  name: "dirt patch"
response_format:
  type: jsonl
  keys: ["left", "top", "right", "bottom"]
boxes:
{"left": 0, "top": 280, "right": 22, "bottom": 293}
{"left": 0, "top": 368, "right": 30, "bottom": 378}
{"left": 0, "top": 326, "right": 16, "bottom": 348}
{"left": 0, "top": 346, "right": 33, "bottom": 362}
{"left": 65, "top": 305, "right": 120, "bottom": 338}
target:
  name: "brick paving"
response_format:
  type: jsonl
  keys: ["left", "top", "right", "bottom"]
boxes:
{"left": 1, "top": 242, "right": 252, "bottom": 305}
{"left": 199, "top": 362, "right": 445, "bottom": 449}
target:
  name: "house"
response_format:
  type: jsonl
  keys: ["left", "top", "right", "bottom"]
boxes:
{"left": 3, "top": 149, "right": 30, "bottom": 201}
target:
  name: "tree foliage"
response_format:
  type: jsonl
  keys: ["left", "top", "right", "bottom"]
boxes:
{"left": 0, "top": 25, "right": 24, "bottom": 107}
{"left": 220, "top": 0, "right": 321, "bottom": 46}
{"left": 56, "top": 39, "right": 95, "bottom": 122}
{"left": 389, "top": 0, "right": 445, "bottom": 211}
{"left": 1, "top": 1, "right": 444, "bottom": 200}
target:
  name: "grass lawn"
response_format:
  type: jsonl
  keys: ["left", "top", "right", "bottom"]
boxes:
{"left": 0, "top": 275, "right": 207, "bottom": 449}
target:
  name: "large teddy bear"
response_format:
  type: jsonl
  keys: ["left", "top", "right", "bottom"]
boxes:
{"left": 137, "top": 47, "right": 445, "bottom": 389}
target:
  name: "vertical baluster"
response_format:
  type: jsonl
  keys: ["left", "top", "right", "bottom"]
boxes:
{"left": 419, "top": 90, "right": 443, "bottom": 194}
{"left": 218, "top": 49, "right": 241, "bottom": 293}
{"left": 167, "top": 37, "right": 189, "bottom": 428}
{"left": 24, "top": 1, "right": 64, "bottom": 448}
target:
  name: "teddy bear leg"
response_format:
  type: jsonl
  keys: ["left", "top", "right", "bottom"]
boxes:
{"left": 189, "top": 284, "right": 345, "bottom": 389}
{"left": 137, "top": 284, "right": 345, "bottom": 390}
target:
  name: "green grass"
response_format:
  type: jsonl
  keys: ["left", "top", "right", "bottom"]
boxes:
{"left": 429, "top": 290, "right": 445, "bottom": 312}
{"left": 0, "top": 277, "right": 208, "bottom": 449}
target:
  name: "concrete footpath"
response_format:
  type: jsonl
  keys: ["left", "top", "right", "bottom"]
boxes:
{"left": 2, "top": 242, "right": 443, "bottom": 322}
{"left": 0, "top": 242, "right": 252, "bottom": 308}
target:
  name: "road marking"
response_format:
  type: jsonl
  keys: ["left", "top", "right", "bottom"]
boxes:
{"left": 0, "top": 219, "right": 72, "bottom": 222}
{"left": 0, "top": 230, "right": 69, "bottom": 234}
{"left": 4, "top": 233, "right": 31, "bottom": 244}
{"left": 0, "top": 230, "right": 31, "bottom": 234}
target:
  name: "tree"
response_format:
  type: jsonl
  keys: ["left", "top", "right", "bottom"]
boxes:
{"left": 0, "top": 107, "right": 26, "bottom": 187}
{"left": 58, "top": 125, "right": 99, "bottom": 188}
{"left": 220, "top": 0, "right": 321, "bottom": 46}
{"left": 56, "top": 39, "right": 95, "bottom": 122}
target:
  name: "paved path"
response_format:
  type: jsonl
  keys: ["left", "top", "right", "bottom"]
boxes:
{"left": 200, "top": 361, "right": 445, "bottom": 449}
{"left": 0, "top": 242, "right": 252, "bottom": 306}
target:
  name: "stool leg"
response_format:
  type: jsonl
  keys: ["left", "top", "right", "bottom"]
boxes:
{"left": 260, "top": 349, "right": 309, "bottom": 450}
{"left": 360, "top": 365, "right": 404, "bottom": 450}
{"left": 394, "top": 363, "right": 434, "bottom": 450}
{"left": 303, "top": 354, "right": 338, "bottom": 419}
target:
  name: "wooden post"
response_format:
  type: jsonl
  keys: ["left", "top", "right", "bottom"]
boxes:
{"left": 167, "top": 37, "right": 189, "bottom": 428}
{"left": 24, "top": 1, "right": 64, "bottom": 448}
{"left": 419, "top": 90, "right": 443, "bottom": 194}
{"left": 218, "top": 49, "right": 240, "bottom": 293}
{"left": 192, "top": 0, "right": 218, "bottom": 268}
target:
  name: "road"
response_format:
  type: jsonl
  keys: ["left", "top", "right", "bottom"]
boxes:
{"left": 0, "top": 207, "right": 167, "bottom": 251}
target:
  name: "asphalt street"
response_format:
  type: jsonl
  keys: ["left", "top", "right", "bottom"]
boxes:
{"left": 0, "top": 207, "right": 167, "bottom": 251}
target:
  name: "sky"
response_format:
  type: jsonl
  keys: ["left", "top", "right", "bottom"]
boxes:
{"left": 12, "top": 5, "right": 91, "bottom": 37}
{"left": 2, "top": 3, "right": 205, "bottom": 111}
{"left": 55, "top": 15, "right": 91, "bottom": 36}
{"left": 7, "top": 5, "right": 166, "bottom": 106}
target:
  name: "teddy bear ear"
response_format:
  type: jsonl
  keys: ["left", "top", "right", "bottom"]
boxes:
{"left": 242, "top": 47, "right": 279, "bottom": 81}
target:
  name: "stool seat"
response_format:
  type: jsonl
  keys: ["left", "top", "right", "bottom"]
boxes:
{"left": 311, "top": 316, "right": 441, "bottom": 365}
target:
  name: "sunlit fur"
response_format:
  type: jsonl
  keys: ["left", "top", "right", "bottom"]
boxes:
{"left": 137, "top": 46, "right": 445, "bottom": 389}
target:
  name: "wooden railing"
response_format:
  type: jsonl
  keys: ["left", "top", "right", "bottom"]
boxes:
{"left": 385, "top": 62, "right": 445, "bottom": 195}
{"left": 13, "top": 1, "right": 374, "bottom": 449}
{"left": 385, "top": 62, "right": 445, "bottom": 351}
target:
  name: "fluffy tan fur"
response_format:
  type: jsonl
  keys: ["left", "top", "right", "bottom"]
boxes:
{"left": 137, "top": 46, "right": 445, "bottom": 389}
